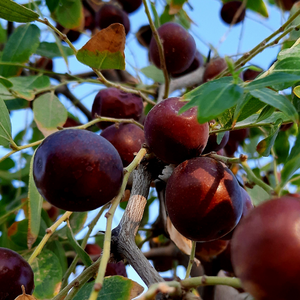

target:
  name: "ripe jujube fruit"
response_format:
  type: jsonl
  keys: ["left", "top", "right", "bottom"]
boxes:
{"left": 33, "top": 129, "right": 124, "bottom": 212}
{"left": 144, "top": 97, "right": 209, "bottom": 164}
{"left": 220, "top": 1, "right": 246, "bottom": 25}
{"left": 0, "top": 247, "right": 34, "bottom": 300}
{"left": 203, "top": 57, "right": 227, "bottom": 82}
{"left": 96, "top": 4, "right": 130, "bottom": 35}
{"left": 136, "top": 25, "right": 152, "bottom": 48}
{"left": 195, "top": 239, "right": 229, "bottom": 262}
{"left": 275, "top": 0, "right": 299, "bottom": 10}
{"left": 100, "top": 123, "right": 145, "bottom": 167}
{"left": 243, "top": 67, "right": 263, "bottom": 81}
{"left": 56, "top": 24, "right": 81, "bottom": 43}
{"left": 117, "top": 0, "right": 142, "bottom": 13}
{"left": 172, "top": 50, "right": 204, "bottom": 78}
{"left": 149, "top": 22, "right": 196, "bottom": 75}
{"left": 202, "top": 131, "right": 230, "bottom": 154}
{"left": 91, "top": 88, "right": 143, "bottom": 129}
{"left": 231, "top": 197, "right": 300, "bottom": 300}
{"left": 166, "top": 156, "right": 243, "bottom": 241}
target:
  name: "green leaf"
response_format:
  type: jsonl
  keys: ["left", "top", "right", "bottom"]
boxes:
{"left": 0, "top": 0, "right": 39, "bottom": 22}
{"left": 246, "top": 186, "right": 270, "bottom": 206}
{"left": 281, "top": 131, "right": 300, "bottom": 187}
{"left": 141, "top": 65, "right": 165, "bottom": 83}
{"left": 256, "top": 119, "right": 282, "bottom": 156}
{"left": 57, "top": 212, "right": 87, "bottom": 238}
{"left": 4, "top": 98, "right": 29, "bottom": 110}
{"left": 0, "top": 22, "right": 7, "bottom": 43}
{"left": 176, "top": 9, "right": 191, "bottom": 29}
{"left": 170, "top": 0, "right": 187, "bottom": 14}
{"left": 249, "top": 88, "right": 299, "bottom": 123}
{"left": 245, "top": 72, "right": 300, "bottom": 90}
{"left": 27, "top": 150, "right": 43, "bottom": 249}
{"left": 35, "top": 42, "right": 74, "bottom": 58}
{"left": 274, "top": 131, "right": 290, "bottom": 164}
{"left": 160, "top": 5, "right": 175, "bottom": 24}
{"left": 73, "top": 277, "right": 144, "bottom": 300}
{"left": 0, "top": 24, "right": 40, "bottom": 77}
{"left": 278, "top": 44, "right": 300, "bottom": 61}
{"left": 54, "top": 0, "right": 83, "bottom": 29}
{"left": 0, "top": 97, "right": 12, "bottom": 146}
{"left": 273, "top": 57, "right": 300, "bottom": 76}
{"left": 222, "top": 0, "right": 268, "bottom": 17}
{"left": 0, "top": 76, "right": 13, "bottom": 88}
{"left": 76, "top": 24, "right": 125, "bottom": 70}
{"left": 33, "top": 93, "right": 68, "bottom": 137}
{"left": 0, "top": 157, "right": 14, "bottom": 170}
{"left": 288, "top": 2, "right": 300, "bottom": 41}
{"left": 66, "top": 220, "right": 93, "bottom": 267}
{"left": 47, "top": 240, "right": 68, "bottom": 274}
{"left": 150, "top": 2, "right": 160, "bottom": 28}
{"left": 46, "top": 0, "right": 59, "bottom": 12}
{"left": 180, "top": 77, "right": 244, "bottom": 124}
{"left": 31, "top": 250, "right": 63, "bottom": 299}
{"left": 256, "top": 105, "right": 275, "bottom": 123}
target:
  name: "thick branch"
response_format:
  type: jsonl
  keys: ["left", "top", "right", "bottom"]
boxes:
{"left": 157, "top": 67, "right": 205, "bottom": 103}
{"left": 112, "top": 162, "right": 164, "bottom": 287}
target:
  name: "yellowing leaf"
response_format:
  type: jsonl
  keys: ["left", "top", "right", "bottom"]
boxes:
{"left": 169, "top": 0, "right": 187, "bottom": 14}
{"left": 76, "top": 24, "right": 126, "bottom": 70}
{"left": 293, "top": 85, "right": 300, "bottom": 98}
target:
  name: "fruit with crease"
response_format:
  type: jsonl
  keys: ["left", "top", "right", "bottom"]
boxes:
{"left": 144, "top": 97, "right": 209, "bottom": 164}
{"left": 91, "top": 88, "right": 143, "bottom": 129}
{"left": 149, "top": 22, "right": 196, "bottom": 75}
{"left": 166, "top": 156, "right": 243, "bottom": 241}
{"left": 33, "top": 129, "right": 124, "bottom": 212}
{"left": 231, "top": 196, "right": 300, "bottom": 300}
{"left": 0, "top": 247, "right": 34, "bottom": 300}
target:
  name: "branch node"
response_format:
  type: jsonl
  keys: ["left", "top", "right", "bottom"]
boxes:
{"left": 105, "top": 212, "right": 111, "bottom": 218}
{"left": 94, "top": 283, "right": 102, "bottom": 291}
{"left": 46, "top": 228, "right": 52, "bottom": 234}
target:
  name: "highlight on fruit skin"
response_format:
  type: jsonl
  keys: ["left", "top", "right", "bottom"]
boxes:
{"left": 165, "top": 156, "right": 243, "bottom": 242}
{"left": 149, "top": 22, "right": 196, "bottom": 75}
{"left": 231, "top": 196, "right": 300, "bottom": 300}
{"left": 33, "top": 129, "right": 124, "bottom": 212}
{"left": 0, "top": 247, "right": 35, "bottom": 300}
{"left": 144, "top": 97, "right": 209, "bottom": 164}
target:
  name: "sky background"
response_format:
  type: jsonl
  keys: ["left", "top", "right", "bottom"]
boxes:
{"left": 0, "top": 0, "right": 292, "bottom": 293}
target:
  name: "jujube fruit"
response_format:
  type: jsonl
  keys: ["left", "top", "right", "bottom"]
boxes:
{"left": 243, "top": 67, "right": 263, "bottom": 81}
{"left": 202, "top": 131, "right": 230, "bottom": 154}
{"left": 0, "top": 247, "right": 34, "bottom": 300}
{"left": 172, "top": 50, "right": 204, "bottom": 78}
{"left": 231, "top": 196, "right": 300, "bottom": 300}
{"left": 149, "top": 22, "right": 196, "bottom": 75}
{"left": 195, "top": 239, "right": 229, "bottom": 262}
{"left": 96, "top": 4, "right": 130, "bottom": 35}
{"left": 91, "top": 87, "right": 143, "bottom": 129}
{"left": 144, "top": 97, "right": 209, "bottom": 164}
{"left": 117, "top": 0, "right": 142, "bottom": 13}
{"left": 203, "top": 57, "right": 227, "bottom": 82}
{"left": 166, "top": 156, "right": 243, "bottom": 241}
{"left": 100, "top": 123, "right": 145, "bottom": 167}
{"left": 275, "top": 0, "right": 299, "bottom": 10}
{"left": 33, "top": 129, "right": 124, "bottom": 212}
{"left": 136, "top": 25, "right": 152, "bottom": 48}
{"left": 220, "top": 1, "right": 246, "bottom": 25}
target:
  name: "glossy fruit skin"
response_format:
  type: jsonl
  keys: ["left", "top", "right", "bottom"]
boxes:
{"left": 96, "top": 4, "right": 130, "bottom": 35}
{"left": 221, "top": 187, "right": 254, "bottom": 240}
{"left": 203, "top": 57, "right": 227, "bottom": 82}
{"left": 56, "top": 24, "right": 81, "bottom": 43}
{"left": 172, "top": 50, "right": 204, "bottom": 78}
{"left": 220, "top": 1, "right": 246, "bottom": 25}
{"left": 231, "top": 197, "right": 300, "bottom": 300}
{"left": 101, "top": 123, "right": 145, "bottom": 167}
{"left": 144, "top": 97, "right": 209, "bottom": 164}
{"left": 149, "top": 22, "right": 196, "bottom": 75}
{"left": 202, "top": 131, "right": 230, "bottom": 154}
{"left": 224, "top": 128, "right": 249, "bottom": 156}
{"left": 91, "top": 88, "right": 143, "bottom": 129}
{"left": 117, "top": 0, "right": 142, "bottom": 13}
{"left": 166, "top": 157, "right": 243, "bottom": 241}
{"left": 0, "top": 247, "right": 34, "bottom": 300}
{"left": 33, "top": 129, "right": 124, "bottom": 212}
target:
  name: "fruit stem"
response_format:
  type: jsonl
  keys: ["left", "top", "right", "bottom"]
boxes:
{"left": 88, "top": 148, "right": 147, "bottom": 300}
{"left": 92, "top": 68, "right": 156, "bottom": 106}
{"left": 142, "top": 0, "right": 170, "bottom": 99}
{"left": 27, "top": 211, "right": 73, "bottom": 265}
{"left": 207, "top": 153, "right": 244, "bottom": 164}
{"left": 37, "top": 18, "right": 78, "bottom": 55}
{"left": 185, "top": 240, "right": 196, "bottom": 279}
{"left": 240, "top": 160, "right": 274, "bottom": 195}
{"left": 60, "top": 203, "right": 110, "bottom": 291}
